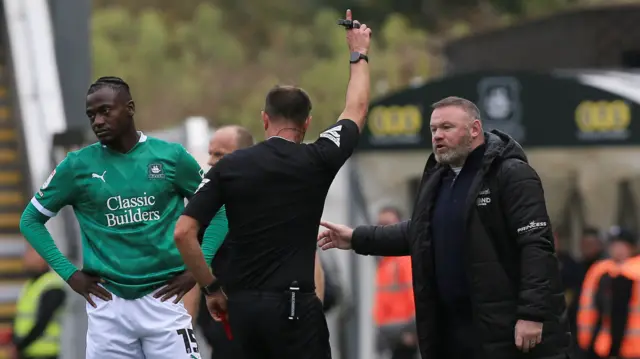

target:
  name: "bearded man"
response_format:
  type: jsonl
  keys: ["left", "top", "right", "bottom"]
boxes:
{"left": 317, "top": 96, "right": 573, "bottom": 359}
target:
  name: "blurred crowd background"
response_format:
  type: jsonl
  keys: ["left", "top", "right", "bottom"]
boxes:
{"left": 2, "top": 0, "right": 640, "bottom": 358}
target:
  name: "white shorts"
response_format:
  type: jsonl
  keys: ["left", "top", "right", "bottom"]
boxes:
{"left": 85, "top": 288, "right": 202, "bottom": 359}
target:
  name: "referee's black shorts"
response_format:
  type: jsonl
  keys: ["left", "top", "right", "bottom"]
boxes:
{"left": 226, "top": 289, "right": 331, "bottom": 359}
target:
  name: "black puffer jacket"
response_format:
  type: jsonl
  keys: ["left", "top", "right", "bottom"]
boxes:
{"left": 352, "top": 130, "right": 573, "bottom": 359}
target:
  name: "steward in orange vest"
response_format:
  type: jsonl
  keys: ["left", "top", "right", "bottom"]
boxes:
{"left": 578, "top": 227, "right": 640, "bottom": 358}
{"left": 374, "top": 256, "right": 416, "bottom": 357}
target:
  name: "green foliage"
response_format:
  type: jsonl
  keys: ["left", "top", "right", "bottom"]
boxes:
{"left": 92, "top": 3, "right": 435, "bottom": 137}
{"left": 92, "top": 0, "right": 614, "bottom": 137}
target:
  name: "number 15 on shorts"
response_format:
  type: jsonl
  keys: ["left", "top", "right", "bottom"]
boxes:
{"left": 177, "top": 328, "right": 199, "bottom": 354}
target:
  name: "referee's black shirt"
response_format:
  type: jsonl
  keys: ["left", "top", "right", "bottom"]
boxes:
{"left": 183, "top": 119, "right": 360, "bottom": 293}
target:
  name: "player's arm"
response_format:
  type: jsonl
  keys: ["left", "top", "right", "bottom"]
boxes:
{"left": 174, "top": 166, "right": 225, "bottom": 288}
{"left": 315, "top": 252, "right": 325, "bottom": 303}
{"left": 202, "top": 206, "right": 229, "bottom": 265}
{"left": 19, "top": 157, "right": 79, "bottom": 281}
{"left": 174, "top": 146, "right": 228, "bottom": 263}
{"left": 174, "top": 145, "right": 205, "bottom": 199}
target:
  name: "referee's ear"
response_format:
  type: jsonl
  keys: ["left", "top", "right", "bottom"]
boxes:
{"left": 303, "top": 116, "right": 312, "bottom": 131}
{"left": 261, "top": 111, "right": 269, "bottom": 131}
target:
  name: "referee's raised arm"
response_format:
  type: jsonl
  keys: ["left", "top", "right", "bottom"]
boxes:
{"left": 338, "top": 9, "right": 372, "bottom": 132}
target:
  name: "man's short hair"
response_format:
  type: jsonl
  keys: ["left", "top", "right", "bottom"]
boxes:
{"left": 431, "top": 96, "right": 481, "bottom": 121}
{"left": 264, "top": 85, "right": 312, "bottom": 125}
{"left": 216, "top": 125, "right": 254, "bottom": 149}
{"left": 87, "top": 76, "right": 132, "bottom": 101}
{"left": 379, "top": 206, "right": 403, "bottom": 221}
{"left": 234, "top": 126, "right": 254, "bottom": 149}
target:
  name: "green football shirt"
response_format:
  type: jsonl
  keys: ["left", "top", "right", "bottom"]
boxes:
{"left": 30, "top": 133, "right": 212, "bottom": 299}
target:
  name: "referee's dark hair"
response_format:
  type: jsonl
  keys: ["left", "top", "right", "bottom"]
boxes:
{"left": 264, "top": 85, "right": 312, "bottom": 125}
{"left": 87, "top": 76, "right": 132, "bottom": 101}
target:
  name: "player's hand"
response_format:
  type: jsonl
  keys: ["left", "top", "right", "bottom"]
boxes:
{"left": 317, "top": 220, "right": 354, "bottom": 250}
{"left": 515, "top": 319, "right": 543, "bottom": 353}
{"left": 67, "top": 271, "right": 112, "bottom": 308}
{"left": 154, "top": 271, "right": 197, "bottom": 303}
{"left": 344, "top": 9, "right": 372, "bottom": 55}
{"left": 205, "top": 289, "right": 228, "bottom": 322}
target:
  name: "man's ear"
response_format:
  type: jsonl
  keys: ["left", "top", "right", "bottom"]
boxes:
{"left": 262, "top": 111, "right": 269, "bottom": 131}
{"left": 471, "top": 119, "right": 482, "bottom": 138}
{"left": 127, "top": 100, "right": 136, "bottom": 117}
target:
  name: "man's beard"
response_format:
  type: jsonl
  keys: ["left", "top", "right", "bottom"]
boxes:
{"left": 433, "top": 130, "right": 473, "bottom": 167}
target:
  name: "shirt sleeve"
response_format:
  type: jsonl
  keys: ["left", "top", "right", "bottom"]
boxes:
{"left": 30, "top": 155, "right": 77, "bottom": 217}
{"left": 201, "top": 206, "right": 229, "bottom": 265}
{"left": 182, "top": 165, "right": 224, "bottom": 228}
{"left": 19, "top": 204, "right": 79, "bottom": 280}
{"left": 307, "top": 119, "right": 360, "bottom": 172}
{"left": 174, "top": 146, "right": 205, "bottom": 199}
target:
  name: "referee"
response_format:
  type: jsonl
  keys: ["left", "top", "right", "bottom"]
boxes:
{"left": 173, "top": 9, "right": 372, "bottom": 359}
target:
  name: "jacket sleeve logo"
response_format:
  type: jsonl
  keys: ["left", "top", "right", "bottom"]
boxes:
{"left": 517, "top": 220, "right": 547, "bottom": 234}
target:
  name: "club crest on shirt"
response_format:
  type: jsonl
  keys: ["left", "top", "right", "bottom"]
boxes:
{"left": 148, "top": 163, "right": 165, "bottom": 179}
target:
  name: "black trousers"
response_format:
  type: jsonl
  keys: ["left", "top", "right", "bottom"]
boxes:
{"left": 226, "top": 290, "right": 331, "bottom": 359}
{"left": 443, "top": 320, "right": 482, "bottom": 359}
{"left": 391, "top": 343, "right": 418, "bottom": 359}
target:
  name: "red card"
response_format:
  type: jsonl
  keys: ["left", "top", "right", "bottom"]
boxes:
{"left": 221, "top": 317, "right": 233, "bottom": 340}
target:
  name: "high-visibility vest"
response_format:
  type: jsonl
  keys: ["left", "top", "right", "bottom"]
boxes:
{"left": 578, "top": 256, "right": 640, "bottom": 358}
{"left": 373, "top": 256, "right": 415, "bottom": 326}
{"left": 13, "top": 271, "right": 64, "bottom": 357}
{"left": 577, "top": 259, "right": 616, "bottom": 350}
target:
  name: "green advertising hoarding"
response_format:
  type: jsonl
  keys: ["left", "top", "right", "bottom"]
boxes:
{"left": 359, "top": 71, "right": 639, "bottom": 151}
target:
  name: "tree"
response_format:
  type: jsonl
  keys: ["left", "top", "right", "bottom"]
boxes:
{"left": 92, "top": 3, "right": 436, "bottom": 138}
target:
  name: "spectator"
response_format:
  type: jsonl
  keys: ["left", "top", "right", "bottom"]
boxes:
{"left": 373, "top": 207, "right": 417, "bottom": 359}
{"left": 11, "top": 244, "right": 66, "bottom": 359}
{"left": 579, "top": 227, "right": 606, "bottom": 274}
{"left": 577, "top": 226, "right": 638, "bottom": 358}
{"left": 571, "top": 226, "right": 605, "bottom": 357}
{"left": 553, "top": 232, "right": 581, "bottom": 335}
